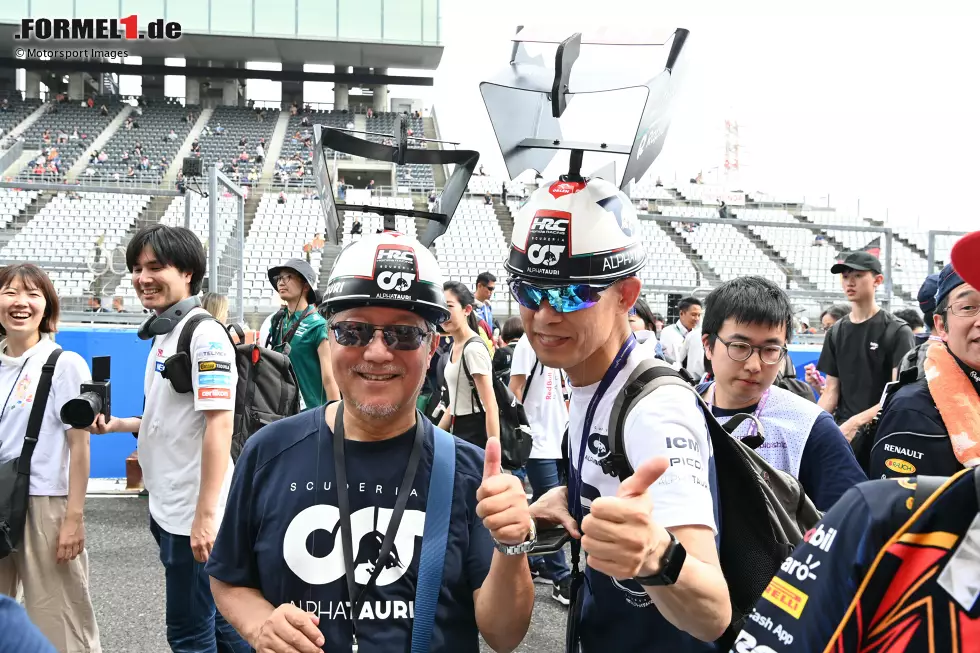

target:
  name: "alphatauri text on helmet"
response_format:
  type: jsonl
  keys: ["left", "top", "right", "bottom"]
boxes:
{"left": 602, "top": 249, "right": 641, "bottom": 272}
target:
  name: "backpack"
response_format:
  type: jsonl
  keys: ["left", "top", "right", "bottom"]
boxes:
{"left": 492, "top": 343, "right": 516, "bottom": 386}
{"left": 458, "top": 337, "right": 533, "bottom": 470}
{"left": 598, "top": 358, "right": 821, "bottom": 648}
{"left": 161, "top": 314, "right": 302, "bottom": 461}
{"left": 850, "top": 364, "right": 921, "bottom": 474}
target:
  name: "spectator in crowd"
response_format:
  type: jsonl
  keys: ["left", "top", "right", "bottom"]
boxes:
{"left": 638, "top": 198, "right": 650, "bottom": 212}
{"left": 350, "top": 218, "right": 362, "bottom": 238}
{"left": 473, "top": 271, "right": 496, "bottom": 331}
{"left": 0, "top": 97, "right": 8, "bottom": 112}
{"left": 166, "top": 129, "right": 177, "bottom": 141}
{"left": 899, "top": 273, "right": 947, "bottom": 377}
{"left": 215, "top": 123, "right": 225, "bottom": 135}
{"left": 659, "top": 296, "right": 703, "bottom": 363}
{"left": 492, "top": 316, "right": 524, "bottom": 385}
{"left": 112, "top": 296, "right": 124, "bottom": 313}
{"left": 438, "top": 281, "right": 500, "bottom": 449}
{"left": 207, "top": 234, "right": 533, "bottom": 653}
{"left": 0, "top": 264, "right": 102, "bottom": 652}
{"left": 717, "top": 200, "right": 730, "bottom": 220}
{"left": 508, "top": 325, "right": 573, "bottom": 604}
{"left": 90, "top": 225, "right": 247, "bottom": 653}
{"left": 680, "top": 321, "right": 706, "bottom": 380}
{"left": 894, "top": 308, "right": 925, "bottom": 334}
{"left": 820, "top": 303, "right": 850, "bottom": 332}
{"left": 277, "top": 191, "right": 286, "bottom": 205}
{"left": 484, "top": 191, "right": 493, "bottom": 206}
{"left": 255, "top": 142, "right": 264, "bottom": 163}
{"left": 629, "top": 296, "right": 659, "bottom": 342}
{"left": 202, "top": 293, "right": 229, "bottom": 325}
{"left": 651, "top": 312, "right": 666, "bottom": 338}
{"left": 239, "top": 136, "right": 248, "bottom": 147}
{"left": 368, "top": 179, "right": 376, "bottom": 192}
{"left": 698, "top": 276, "right": 866, "bottom": 510}
{"left": 86, "top": 296, "right": 105, "bottom": 313}
{"left": 813, "top": 233, "right": 827, "bottom": 246}
{"left": 817, "top": 252, "right": 916, "bottom": 441}
{"left": 871, "top": 261, "right": 980, "bottom": 479}
{"left": 266, "top": 259, "right": 338, "bottom": 408}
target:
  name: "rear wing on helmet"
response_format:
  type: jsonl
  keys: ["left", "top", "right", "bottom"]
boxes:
{"left": 480, "top": 26, "right": 690, "bottom": 190}
{"left": 312, "top": 116, "right": 479, "bottom": 248}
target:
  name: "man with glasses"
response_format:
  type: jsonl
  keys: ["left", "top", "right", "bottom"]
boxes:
{"left": 870, "top": 262, "right": 980, "bottom": 479}
{"left": 265, "top": 258, "right": 339, "bottom": 408}
{"left": 207, "top": 233, "right": 534, "bottom": 653}
{"left": 698, "top": 277, "right": 866, "bottom": 511}
{"left": 509, "top": 177, "right": 731, "bottom": 650}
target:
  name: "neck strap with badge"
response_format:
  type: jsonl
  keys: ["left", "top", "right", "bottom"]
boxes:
{"left": 137, "top": 296, "right": 202, "bottom": 340}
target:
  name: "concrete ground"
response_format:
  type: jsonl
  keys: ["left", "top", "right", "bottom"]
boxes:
{"left": 84, "top": 495, "right": 568, "bottom": 652}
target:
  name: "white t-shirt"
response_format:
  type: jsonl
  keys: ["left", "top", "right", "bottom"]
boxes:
{"left": 258, "top": 310, "right": 278, "bottom": 348}
{"left": 0, "top": 336, "right": 90, "bottom": 496}
{"left": 139, "top": 308, "right": 237, "bottom": 535}
{"left": 444, "top": 337, "right": 492, "bottom": 417}
{"left": 681, "top": 324, "right": 706, "bottom": 379}
{"left": 510, "top": 335, "right": 567, "bottom": 459}
{"left": 658, "top": 321, "right": 689, "bottom": 363}
{"left": 568, "top": 346, "right": 715, "bottom": 533}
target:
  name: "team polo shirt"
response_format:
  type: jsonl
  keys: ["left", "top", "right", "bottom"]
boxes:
{"left": 139, "top": 307, "right": 237, "bottom": 535}
{"left": 272, "top": 308, "right": 329, "bottom": 409}
{"left": 567, "top": 346, "right": 717, "bottom": 652}
{"left": 0, "top": 335, "right": 91, "bottom": 496}
{"left": 206, "top": 408, "right": 494, "bottom": 652}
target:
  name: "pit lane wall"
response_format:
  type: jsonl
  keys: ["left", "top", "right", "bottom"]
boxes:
{"left": 59, "top": 327, "right": 821, "bottom": 479}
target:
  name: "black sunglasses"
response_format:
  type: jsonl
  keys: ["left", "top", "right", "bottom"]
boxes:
{"left": 330, "top": 321, "right": 430, "bottom": 351}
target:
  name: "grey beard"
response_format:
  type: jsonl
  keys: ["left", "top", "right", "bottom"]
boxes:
{"left": 348, "top": 397, "right": 400, "bottom": 420}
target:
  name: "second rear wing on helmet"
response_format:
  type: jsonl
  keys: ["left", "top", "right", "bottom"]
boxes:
{"left": 312, "top": 116, "right": 479, "bottom": 248}
{"left": 480, "top": 26, "right": 690, "bottom": 189}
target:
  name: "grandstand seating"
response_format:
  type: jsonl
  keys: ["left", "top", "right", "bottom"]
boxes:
{"left": 18, "top": 96, "right": 125, "bottom": 180}
{"left": 436, "top": 199, "right": 510, "bottom": 316}
{"left": 197, "top": 106, "right": 280, "bottom": 185}
{"left": 635, "top": 218, "right": 700, "bottom": 288}
{"left": 468, "top": 175, "right": 525, "bottom": 197}
{"left": 0, "top": 95, "right": 43, "bottom": 138}
{"left": 0, "top": 189, "right": 38, "bottom": 229}
{"left": 1, "top": 191, "right": 148, "bottom": 297}
{"left": 234, "top": 194, "right": 326, "bottom": 307}
{"left": 630, "top": 180, "right": 674, "bottom": 201}
{"left": 366, "top": 112, "right": 432, "bottom": 191}
{"left": 92, "top": 100, "right": 198, "bottom": 185}
{"left": 277, "top": 109, "right": 346, "bottom": 188}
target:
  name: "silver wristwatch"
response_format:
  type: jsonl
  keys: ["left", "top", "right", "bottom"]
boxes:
{"left": 493, "top": 517, "right": 537, "bottom": 555}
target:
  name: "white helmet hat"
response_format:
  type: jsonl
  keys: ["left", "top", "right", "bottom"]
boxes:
{"left": 321, "top": 231, "right": 450, "bottom": 325}
{"left": 505, "top": 176, "right": 646, "bottom": 285}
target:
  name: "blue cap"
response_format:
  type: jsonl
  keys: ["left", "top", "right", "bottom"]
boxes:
{"left": 917, "top": 273, "right": 940, "bottom": 313}
{"left": 934, "top": 263, "right": 965, "bottom": 308}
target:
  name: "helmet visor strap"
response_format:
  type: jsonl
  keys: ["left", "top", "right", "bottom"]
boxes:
{"left": 508, "top": 279, "right": 609, "bottom": 313}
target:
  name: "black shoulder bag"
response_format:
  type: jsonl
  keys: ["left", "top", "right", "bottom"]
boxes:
{"left": 0, "top": 348, "right": 63, "bottom": 558}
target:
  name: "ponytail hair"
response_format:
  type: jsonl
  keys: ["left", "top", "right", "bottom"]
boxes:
{"left": 444, "top": 280, "right": 481, "bottom": 333}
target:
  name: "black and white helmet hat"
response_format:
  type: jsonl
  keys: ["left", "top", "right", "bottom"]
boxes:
{"left": 321, "top": 232, "right": 450, "bottom": 325}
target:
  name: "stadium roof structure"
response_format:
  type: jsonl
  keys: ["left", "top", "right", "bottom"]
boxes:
{"left": 480, "top": 26, "right": 690, "bottom": 189}
{"left": 313, "top": 117, "right": 479, "bottom": 248}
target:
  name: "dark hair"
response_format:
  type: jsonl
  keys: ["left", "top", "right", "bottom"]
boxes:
{"left": 126, "top": 224, "right": 207, "bottom": 295}
{"left": 678, "top": 296, "right": 703, "bottom": 313}
{"left": 893, "top": 308, "right": 924, "bottom": 331}
{"left": 0, "top": 264, "right": 60, "bottom": 335}
{"left": 820, "top": 304, "right": 850, "bottom": 323}
{"left": 476, "top": 271, "right": 496, "bottom": 287}
{"left": 444, "top": 280, "right": 481, "bottom": 333}
{"left": 936, "top": 295, "right": 950, "bottom": 330}
{"left": 631, "top": 297, "right": 657, "bottom": 331}
{"left": 502, "top": 316, "right": 524, "bottom": 343}
{"left": 702, "top": 276, "right": 794, "bottom": 344}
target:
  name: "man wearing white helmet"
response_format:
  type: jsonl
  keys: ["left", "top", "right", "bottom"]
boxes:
{"left": 513, "top": 178, "right": 731, "bottom": 649}
{"left": 206, "top": 232, "right": 534, "bottom": 653}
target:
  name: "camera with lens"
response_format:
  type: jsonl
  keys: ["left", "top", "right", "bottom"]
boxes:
{"left": 61, "top": 356, "right": 111, "bottom": 429}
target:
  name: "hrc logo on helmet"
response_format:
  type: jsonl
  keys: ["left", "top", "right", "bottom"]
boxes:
{"left": 376, "top": 249, "right": 415, "bottom": 263}
{"left": 530, "top": 217, "right": 569, "bottom": 233}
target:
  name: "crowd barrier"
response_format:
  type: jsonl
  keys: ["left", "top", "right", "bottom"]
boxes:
{"left": 57, "top": 326, "right": 823, "bottom": 479}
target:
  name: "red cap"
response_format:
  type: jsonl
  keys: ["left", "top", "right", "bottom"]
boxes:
{"left": 951, "top": 231, "right": 980, "bottom": 290}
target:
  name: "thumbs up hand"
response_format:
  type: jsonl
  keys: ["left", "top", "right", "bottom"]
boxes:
{"left": 476, "top": 438, "right": 532, "bottom": 546}
{"left": 581, "top": 456, "right": 672, "bottom": 580}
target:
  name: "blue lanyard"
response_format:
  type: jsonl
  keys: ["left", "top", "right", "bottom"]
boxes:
{"left": 568, "top": 335, "right": 637, "bottom": 523}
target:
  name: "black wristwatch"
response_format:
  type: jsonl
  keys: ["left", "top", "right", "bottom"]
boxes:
{"left": 634, "top": 531, "right": 686, "bottom": 587}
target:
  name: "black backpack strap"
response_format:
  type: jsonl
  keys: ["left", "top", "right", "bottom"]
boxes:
{"left": 265, "top": 308, "right": 286, "bottom": 349}
{"left": 456, "top": 337, "right": 485, "bottom": 414}
{"left": 521, "top": 358, "right": 540, "bottom": 403}
{"left": 912, "top": 475, "right": 946, "bottom": 511}
{"left": 16, "top": 349, "right": 63, "bottom": 476}
{"left": 177, "top": 313, "right": 216, "bottom": 359}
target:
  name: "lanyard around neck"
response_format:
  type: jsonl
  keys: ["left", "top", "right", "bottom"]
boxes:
{"left": 705, "top": 383, "right": 771, "bottom": 439}
{"left": 569, "top": 335, "right": 637, "bottom": 522}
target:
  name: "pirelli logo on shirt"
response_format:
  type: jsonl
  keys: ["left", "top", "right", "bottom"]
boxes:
{"left": 762, "top": 576, "right": 808, "bottom": 619}
{"left": 198, "top": 387, "right": 231, "bottom": 400}
{"left": 198, "top": 360, "right": 231, "bottom": 373}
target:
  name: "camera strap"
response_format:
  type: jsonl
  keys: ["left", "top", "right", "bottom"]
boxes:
{"left": 332, "top": 402, "right": 424, "bottom": 652}
{"left": 16, "top": 349, "right": 62, "bottom": 476}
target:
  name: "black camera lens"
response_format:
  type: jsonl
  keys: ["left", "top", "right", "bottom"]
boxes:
{"left": 60, "top": 392, "right": 103, "bottom": 429}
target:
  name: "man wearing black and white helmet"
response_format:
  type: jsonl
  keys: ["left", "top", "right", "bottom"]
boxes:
{"left": 207, "top": 232, "right": 534, "bottom": 653}
{"left": 513, "top": 177, "right": 731, "bottom": 650}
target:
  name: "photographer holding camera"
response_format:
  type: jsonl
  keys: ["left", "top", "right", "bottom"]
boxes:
{"left": 90, "top": 225, "right": 248, "bottom": 653}
{"left": 0, "top": 264, "right": 102, "bottom": 652}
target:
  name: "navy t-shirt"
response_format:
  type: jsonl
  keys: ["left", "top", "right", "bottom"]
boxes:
{"left": 709, "top": 405, "right": 867, "bottom": 511}
{"left": 205, "top": 407, "right": 494, "bottom": 653}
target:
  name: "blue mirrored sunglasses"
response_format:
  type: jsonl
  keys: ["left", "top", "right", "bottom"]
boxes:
{"left": 508, "top": 278, "right": 612, "bottom": 313}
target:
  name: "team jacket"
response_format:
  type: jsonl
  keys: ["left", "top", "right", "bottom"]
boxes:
{"left": 732, "top": 472, "right": 980, "bottom": 652}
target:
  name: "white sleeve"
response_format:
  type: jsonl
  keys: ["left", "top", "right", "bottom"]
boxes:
{"left": 190, "top": 321, "right": 238, "bottom": 411}
{"left": 52, "top": 351, "right": 92, "bottom": 431}
{"left": 462, "top": 342, "right": 493, "bottom": 377}
{"left": 623, "top": 384, "right": 716, "bottom": 533}
{"left": 510, "top": 335, "right": 535, "bottom": 376}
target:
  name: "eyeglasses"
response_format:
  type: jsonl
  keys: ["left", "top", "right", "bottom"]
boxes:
{"left": 274, "top": 274, "right": 298, "bottom": 286}
{"left": 948, "top": 299, "right": 980, "bottom": 318}
{"left": 330, "top": 321, "right": 431, "bottom": 351}
{"left": 715, "top": 335, "right": 787, "bottom": 365}
{"left": 508, "top": 278, "right": 611, "bottom": 314}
